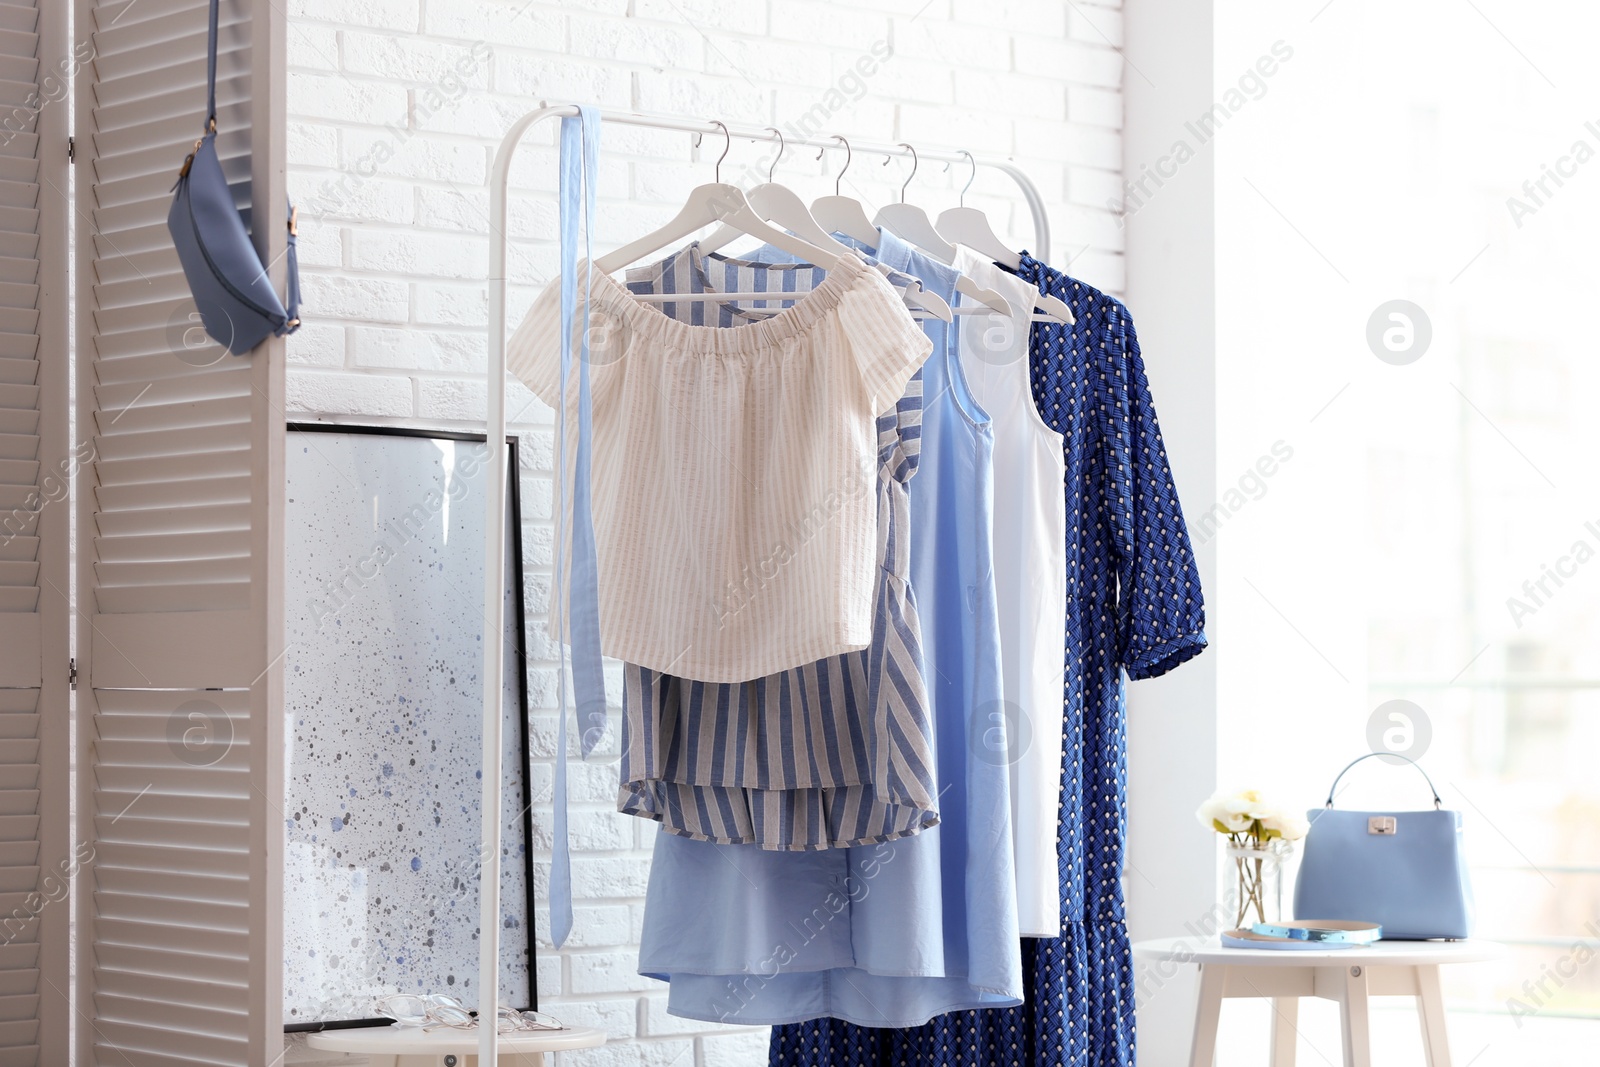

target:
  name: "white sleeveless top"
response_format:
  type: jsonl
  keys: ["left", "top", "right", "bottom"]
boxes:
{"left": 954, "top": 248, "right": 1069, "bottom": 937}
{"left": 507, "top": 252, "right": 931, "bottom": 683}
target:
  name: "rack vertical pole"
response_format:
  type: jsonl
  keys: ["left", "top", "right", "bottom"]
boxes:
{"left": 483, "top": 101, "right": 577, "bottom": 1067}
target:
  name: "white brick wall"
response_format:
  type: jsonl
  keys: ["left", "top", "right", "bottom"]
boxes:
{"left": 282, "top": 2, "right": 1124, "bottom": 1063}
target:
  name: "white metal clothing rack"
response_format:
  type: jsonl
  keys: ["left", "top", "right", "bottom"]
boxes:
{"left": 476, "top": 102, "right": 1054, "bottom": 1062}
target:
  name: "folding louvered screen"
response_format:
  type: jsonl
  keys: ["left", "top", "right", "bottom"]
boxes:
{"left": 75, "top": 0, "right": 286, "bottom": 1064}
{"left": 0, "top": 2, "right": 71, "bottom": 1065}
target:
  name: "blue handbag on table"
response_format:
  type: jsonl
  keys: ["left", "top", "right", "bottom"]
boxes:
{"left": 1293, "top": 753, "right": 1475, "bottom": 940}
{"left": 168, "top": 0, "right": 300, "bottom": 356}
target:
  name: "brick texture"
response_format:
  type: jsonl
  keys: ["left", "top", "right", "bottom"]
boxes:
{"left": 284, "top": 3, "right": 1123, "bottom": 1063}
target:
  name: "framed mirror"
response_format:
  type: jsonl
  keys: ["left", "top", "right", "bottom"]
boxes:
{"left": 281, "top": 425, "right": 534, "bottom": 1031}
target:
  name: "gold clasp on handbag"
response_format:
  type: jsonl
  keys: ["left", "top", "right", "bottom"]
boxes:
{"left": 1368, "top": 816, "right": 1398, "bottom": 835}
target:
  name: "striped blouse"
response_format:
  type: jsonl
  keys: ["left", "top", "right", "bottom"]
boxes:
{"left": 616, "top": 248, "right": 938, "bottom": 850}
{"left": 506, "top": 250, "right": 931, "bottom": 683}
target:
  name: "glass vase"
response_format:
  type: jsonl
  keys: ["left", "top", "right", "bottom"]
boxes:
{"left": 1225, "top": 842, "right": 1290, "bottom": 928}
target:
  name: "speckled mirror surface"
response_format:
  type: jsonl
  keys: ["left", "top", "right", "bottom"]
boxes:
{"left": 282, "top": 427, "right": 533, "bottom": 1029}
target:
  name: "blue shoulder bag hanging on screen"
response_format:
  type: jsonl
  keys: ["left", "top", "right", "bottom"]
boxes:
{"left": 168, "top": 0, "right": 301, "bottom": 356}
{"left": 1293, "top": 753, "right": 1475, "bottom": 940}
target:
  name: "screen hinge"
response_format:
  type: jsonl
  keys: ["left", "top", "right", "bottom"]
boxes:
{"left": 68, "top": 658, "right": 77, "bottom": 690}
{"left": 67, "top": 136, "right": 74, "bottom": 163}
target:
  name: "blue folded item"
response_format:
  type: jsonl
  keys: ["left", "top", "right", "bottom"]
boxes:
{"left": 1252, "top": 920, "right": 1382, "bottom": 945}
{"left": 1221, "top": 928, "right": 1359, "bottom": 951}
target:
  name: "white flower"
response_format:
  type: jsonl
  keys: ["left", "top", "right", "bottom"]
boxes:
{"left": 1260, "top": 807, "right": 1310, "bottom": 842}
{"left": 1197, "top": 787, "right": 1308, "bottom": 841}
{"left": 1223, "top": 789, "right": 1275, "bottom": 823}
{"left": 1196, "top": 790, "right": 1251, "bottom": 834}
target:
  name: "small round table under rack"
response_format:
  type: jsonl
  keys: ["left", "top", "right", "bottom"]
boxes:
{"left": 306, "top": 1023, "right": 606, "bottom": 1067}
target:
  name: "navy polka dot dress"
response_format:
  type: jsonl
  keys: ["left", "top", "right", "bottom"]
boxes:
{"left": 769, "top": 255, "right": 1207, "bottom": 1066}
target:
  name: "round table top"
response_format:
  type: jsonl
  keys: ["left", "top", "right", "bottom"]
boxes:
{"left": 306, "top": 1023, "right": 607, "bottom": 1055}
{"left": 1132, "top": 936, "right": 1505, "bottom": 968}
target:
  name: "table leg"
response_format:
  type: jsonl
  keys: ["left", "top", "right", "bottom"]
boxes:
{"left": 1269, "top": 996, "right": 1299, "bottom": 1067}
{"left": 1338, "top": 964, "right": 1372, "bottom": 1067}
{"left": 1416, "top": 964, "right": 1454, "bottom": 1067}
{"left": 1189, "top": 963, "right": 1225, "bottom": 1067}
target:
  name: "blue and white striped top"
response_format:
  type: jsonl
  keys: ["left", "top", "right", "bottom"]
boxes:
{"left": 616, "top": 247, "right": 937, "bottom": 851}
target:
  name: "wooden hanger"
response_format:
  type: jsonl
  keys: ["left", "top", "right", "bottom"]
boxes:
{"left": 690, "top": 130, "right": 949, "bottom": 321}
{"left": 809, "top": 135, "right": 880, "bottom": 247}
{"left": 874, "top": 143, "right": 957, "bottom": 261}
{"left": 594, "top": 121, "right": 846, "bottom": 275}
{"left": 874, "top": 144, "right": 1013, "bottom": 317}
{"left": 937, "top": 151, "right": 1018, "bottom": 268}
{"left": 700, "top": 128, "right": 853, "bottom": 258}
{"left": 935, "top": 151, "right": 1075, "bottom": 325}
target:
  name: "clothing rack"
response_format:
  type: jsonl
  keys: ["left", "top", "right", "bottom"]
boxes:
{"left": 476, "top": 102, "right": 1055, "bottom": 1062}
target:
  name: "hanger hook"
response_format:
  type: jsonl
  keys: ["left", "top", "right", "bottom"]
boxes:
{"left": 709, "top": 119, "right": 730, "bottom": 183}
{"left": 959, "top": 150, "right": 977, "bottom": 207}
{"left": 765, "top": 127, "right": 784, "bottom": 182}
{"left": 884, "top": 143, "right": 918, "bottom": 203}
{"left": 817, "top": 135, "right": 852, "bottom": 195}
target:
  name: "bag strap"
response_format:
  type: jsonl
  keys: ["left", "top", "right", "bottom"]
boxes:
{"left": 1324, "top": 752, "right": 1442, "bottom": 809}
{"left": 205, "top": 0, "right": 219, "bottom": 133}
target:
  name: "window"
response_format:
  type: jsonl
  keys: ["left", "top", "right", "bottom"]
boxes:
{"left": 1216, "top": 1, "right": 1600, "bottom": 1060}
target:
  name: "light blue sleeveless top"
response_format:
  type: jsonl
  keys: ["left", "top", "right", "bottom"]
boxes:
{"left": 636, "top": 231, "right": 1022, "bottom": 1027}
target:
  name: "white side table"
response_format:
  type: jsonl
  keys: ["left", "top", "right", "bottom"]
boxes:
{"left": 306, "top": 1024, "right": 606, "bottom": 1067}
{"left": 1133, "top": 937, "right": 1503, "bottom": 1067}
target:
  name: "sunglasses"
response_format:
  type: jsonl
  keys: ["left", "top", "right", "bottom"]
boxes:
{"left": 372, "top": 994, "right": 567, "bottom": 1034}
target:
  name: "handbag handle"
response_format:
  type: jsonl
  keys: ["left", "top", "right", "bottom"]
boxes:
{"left": 205, "top": 0, "right": 219, "bottom": 133}
{"left": 1324, "top": 752, "right": 1442, "bottom": 810}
